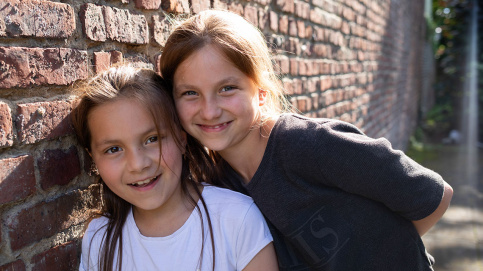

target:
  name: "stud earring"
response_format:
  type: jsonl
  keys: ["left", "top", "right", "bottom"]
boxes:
{"left": 90, "top": 162, "right": 99, "bottom": 176}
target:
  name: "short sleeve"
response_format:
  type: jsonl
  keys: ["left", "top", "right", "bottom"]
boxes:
{"left": 79, "top": 218, "right": 107, "bottom": 271}
{"left": 235, "top": 203, "right": 273, "bottom": 270}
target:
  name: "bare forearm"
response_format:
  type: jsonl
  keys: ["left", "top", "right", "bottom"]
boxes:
{"left": 412, "top": 181, "right": 453, "bottom": 236}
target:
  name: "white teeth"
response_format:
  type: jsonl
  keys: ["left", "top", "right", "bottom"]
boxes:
{"left": 131, "top": 176, "right": 156, "bottom": 186}
{"left": 211, "top": 122, "right": 227, "bottom": 129}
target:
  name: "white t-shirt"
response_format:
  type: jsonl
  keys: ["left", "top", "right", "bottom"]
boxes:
{"left": 79, "top": 185, "right": 273, "bottom": 271}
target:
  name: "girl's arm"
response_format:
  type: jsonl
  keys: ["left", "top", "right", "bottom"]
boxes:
{"left": 412, "top": 181, "right": 453, "bottom": 236}
{"left": 243, "top": 243, "right": 279, "bottom": 271}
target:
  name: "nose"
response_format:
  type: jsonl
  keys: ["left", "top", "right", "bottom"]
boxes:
{"left": 126, "top": 147, "right": 151, "bottom": 173}
{"left": 200, "top": 96, "right": 222, "bottom": 120}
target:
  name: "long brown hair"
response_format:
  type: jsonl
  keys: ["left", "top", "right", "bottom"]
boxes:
{"left": 72, "top": 66, "right": 218, "bottom": 270}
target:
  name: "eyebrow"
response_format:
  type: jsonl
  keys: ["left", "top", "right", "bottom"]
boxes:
{"left": 175, "top": 76, "right": 242, "bottom": 91}
{"left": 91, "top": 126, "right": 160, "bottom": 149}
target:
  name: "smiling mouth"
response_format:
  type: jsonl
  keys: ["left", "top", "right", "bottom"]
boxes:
{"left": 199, "top": 121, "right": 231, "bottom": 129}
{"left": 129, "top": 175, "right": 160, "bottom": 187}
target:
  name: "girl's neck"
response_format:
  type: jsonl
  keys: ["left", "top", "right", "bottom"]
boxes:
{"left": 219, "top": 117, "right": 277, "bottom": 183}
{"left": 133, "top": 184, "right": 202, "bottom": 237}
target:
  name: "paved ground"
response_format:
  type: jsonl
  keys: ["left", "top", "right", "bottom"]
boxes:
{"left": 418, "top": 144, "right": 483, "bottom": 270}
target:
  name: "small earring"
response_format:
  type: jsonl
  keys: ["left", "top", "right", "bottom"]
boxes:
{"left": 90, "top": 162, "right": 99, "bottom": 176}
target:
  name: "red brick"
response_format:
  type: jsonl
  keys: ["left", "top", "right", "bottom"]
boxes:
{"left": 283, "top": 79, "right": 294, "bottom": 95}
{"left": 0, "top": 260, "right": 25, "bottom": 271}
{"left": 258, "top": 9, "right": 269, "bottom": 30}
{"left": 274, "top": 55, "right": 289, "bottom": 75}
{"left": 296, "top": 97, "right": 307, "bottom": 112}
{"left": 7, "top": 189, "right": 100, "bottom": 251}
{"left": 295, "top": 0, "right": 310, "bottom": 19}
{"left": 227, "top": 3, "right": 244, "bottom": 16}
{"left": 15, "top": 100, "right": 75, "bottom": 144}
{"left": 269, "top": 11, "right": 278, "bottom": 32}
{"left": 289, "top": 57, "right": 298, "bottom": 76}
{"left": 38, "top": 147, "right": 81, "bottom": 190}
{"left": 0, "top": 47, "right": 88, "bottom": 89}
{"left": 190, "top": 0, "right": 210, "bottom": 14}
{"left": 94, "top": 52, "right": 110, "bottom": 74}
{"left": 110, "top": 51, "right": 123, "bottom": 65}
{"left": 279, "top": 15, "right": 288, "bottom": 34}
{"left": 288, "top": 18, "right": 297, "bottom": 36}
{"left": 135, "top": 0, "right": 161, "bottom": 9}
{"left": 244, "top": 6, "right": 258, "bottom": 27}
{"left": 152, "top": 15, "right": 170, "bottom": 46}
{"left": 103, "top": 6, "right": 149, "bottom": 44}
{"left": 79, "top": 3, "right": 106, "bottom": 42}
{"left": 80, "top": 4, "right": 149, "bottom": 44}
{"left": 0, "top": 0, "right": 74, "bottom": 38}
{"left": 286, "top": 37, "right": 300, "bottom": 55}
{"left": 292, "top": 78, "right": 303, "bottom": 94}
{"left": 298, "top": 59, "right": 307, "bottom": 75}
{"left": 254, "top": 0, "right": 270, "bottom": 5}
{"left": 0, "top": 102, "right": 13, "bottom": 147}
{"left": 31, "top": 241, "right": 79, "bottom": 271}
{"left": 0, "top": 155, "right": 35, "bottom": 205}
{"left": 213, "top": 0, "right": 227, "bottom": 10}
{"left": 305, "top": 25, "right": 313, "bottom": 39}
{"left": 161, "top": 0, "right": 190, "bottom": 13}
{"left": 276, "top": 0, "right": 294, "bottom": 13}
{"left": 296, "top": 20, "right": 305, "bottom": 38}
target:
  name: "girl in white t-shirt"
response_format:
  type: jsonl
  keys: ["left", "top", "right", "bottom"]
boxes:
{"left": 71, "top": 66, "right": 278, "bottom": 271}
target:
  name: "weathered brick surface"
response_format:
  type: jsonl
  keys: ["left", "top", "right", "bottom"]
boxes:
{"left": 135, "top": 0, "right": 161, "bottom": 10}
{"left": 94, "top": 51, "right": 111, "bottom": 74}
{"left": 38, "top": 147, "right": 81, "bottom": 190}
{"left": 0, "top": 155, "right": 35, "bottom": 205}
{"left": 190, "top": 0, "right": 210, "bottom": 14}
{"left": 244, "top": 6, "right": 258, "bottom": 27}
{"left": 16, "top": 100, "right": 75, "bottom": 144}
{"left": 276, "top": 0, "right": 294, "bottom": 13}
{"left": 0, "top": 102, "right": 12, "bottom": 147}
{"left": 80, "top": 4, "right": 149, "bottom": 44}
{"left": 161, "top": 0, "right": 190, "bottom": 13}
{"left": 0, "top": 47, "right": 88, "bottom": 89}
{"left": 0, "top": 0, "right": 75, "bottom": 38}
{"left": 31, "top": 241, "right": 79, "bottom": 271}
{"left": 152, "top": 15, "right": 171, "bottom": 46}
{"left": 7, "top": 189, "right": 99, "bottom": 251}
{"left": 0, "top": 260, "right": 25, "bottom": 271}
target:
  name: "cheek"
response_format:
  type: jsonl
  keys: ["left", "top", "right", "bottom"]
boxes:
{"left": 95, "top": 160, "right": 118, "bottom": 183}
{"left": 175, "top": 102, "right": 193, "bottom": 123}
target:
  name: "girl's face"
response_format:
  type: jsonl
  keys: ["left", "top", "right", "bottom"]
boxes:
{"left": 88, "top": 98, "right": 185, "bottom": 214}
{"left": 173, "top": 45, "right": 264, "bottom": 154}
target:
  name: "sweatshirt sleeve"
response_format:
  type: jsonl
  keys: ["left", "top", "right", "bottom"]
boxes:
{"left": 282, "top": 115, "right": 445, "bottom": 221}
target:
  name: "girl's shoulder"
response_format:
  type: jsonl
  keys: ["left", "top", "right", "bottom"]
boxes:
{"left": 201, "top": 185, "right": 254, "bottom": 206}
{"left": 277, "top": 113, "right": 362, "bottom": 133}
{"left": 200, "top": 185, "right": 269, "bottom": 244}
{"left": 84, "top": 215, "right": 110, "bottom": 241}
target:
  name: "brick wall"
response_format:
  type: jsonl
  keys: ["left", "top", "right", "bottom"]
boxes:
{"left": 0, "top": 0, "right": 427, "bottom": 269}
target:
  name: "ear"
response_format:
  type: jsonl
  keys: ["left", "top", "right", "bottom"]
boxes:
{"left": 85, "top": 148, "right": 92, "bottom": 157}
{"left": 258, "top": 88, "right": 268, "bottom": 106}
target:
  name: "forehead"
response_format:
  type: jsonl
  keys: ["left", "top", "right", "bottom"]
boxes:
{"left": 87, "top": 99, "right": 161, "bottom": 139}
{"left": 173, "top": 45, "right": 252, "bottom": 87}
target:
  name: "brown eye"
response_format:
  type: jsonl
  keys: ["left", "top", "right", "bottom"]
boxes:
{"left": 106, "top": 146, "right": 122, "bottom": 154}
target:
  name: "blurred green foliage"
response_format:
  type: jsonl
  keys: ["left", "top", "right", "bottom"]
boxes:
{"left": 420, "top": 0, "right": 473, "bottom": 140}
